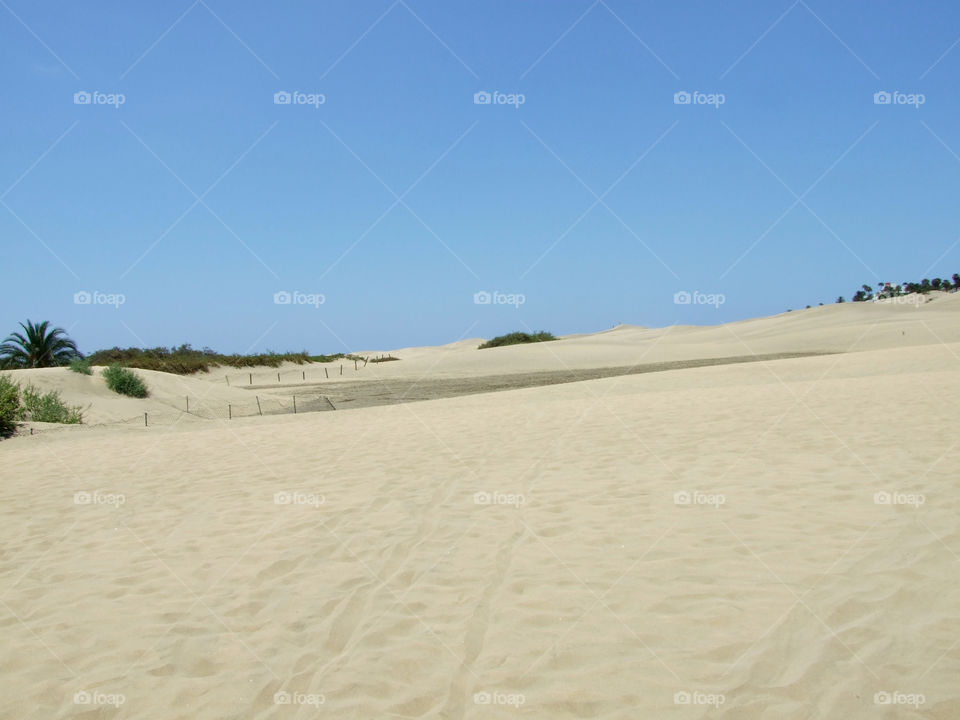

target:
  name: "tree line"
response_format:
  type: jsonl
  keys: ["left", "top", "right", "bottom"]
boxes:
{"left": 836, "top": 273, "right": 960, "bottom": 303}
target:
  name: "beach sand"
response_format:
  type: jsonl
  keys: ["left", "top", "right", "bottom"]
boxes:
{"left": 2, "top": 297, "right": 959, "bottom": 718}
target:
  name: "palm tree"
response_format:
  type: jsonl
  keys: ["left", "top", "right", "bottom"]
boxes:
{"left": 0, "top": 320, "right": 80, "bottom": 368}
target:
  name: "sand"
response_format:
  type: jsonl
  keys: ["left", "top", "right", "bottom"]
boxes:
{"left": 1, "top": 296, "right": 959, "bottom": 718}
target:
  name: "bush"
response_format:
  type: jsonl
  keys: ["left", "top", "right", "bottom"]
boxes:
{"left": 69, "top": 357, "right": 92, "bottom": 375}
{"left": 20, "top": 384, "right": 82, "bottom": 424}
{"left": 0, "top": 376, "right": 83, "bottom": 434}
{"left": 0, "top": 375, "right": 20, "bottom": 436}
{"left": 84, "top": 345, "right": 357, "bottom": 375}
{"left": 103, "top": 365, "right": 149, "bottom": 398}
{"left": 479, "top": 331, "right": 557, "bottom": 349}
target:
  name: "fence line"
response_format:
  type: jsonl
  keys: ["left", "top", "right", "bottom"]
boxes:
{"left": 65, "top": 393, "right": 338, "bottom": 430}
{"left": 225, "top": 362, "right": 378, "bottom": 387}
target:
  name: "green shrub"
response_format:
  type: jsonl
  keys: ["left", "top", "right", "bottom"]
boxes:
{"left": 69, "top": 357, "right": 92, "bottom": 375}
{"left": 479, "top": 331, "right": 557, "bottom": 349}
{"left": 20, "top": 384, "right": 82, "bottom": 424}
{"left": 0, "top": 375, "right": 21, "bottom": 436}
{"left": 103, "top": 365, "right": 149, "bottom": 398}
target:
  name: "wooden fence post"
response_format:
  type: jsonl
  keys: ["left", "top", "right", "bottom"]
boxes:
{"left": 228, "top": 404, "right": 232, "bottom": 420}
{"left": 256, "top": 396, "right": 262, "bottom": 416}
{"left": 293, "top": 396, "right": 297, "bottom": 414}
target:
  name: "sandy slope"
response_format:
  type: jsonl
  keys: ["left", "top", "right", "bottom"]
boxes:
{"left": 8, "top": 292, "right": 960, "bottom": 428}
{"left": 1, "top": 301, "right": 959, "bottom": 718}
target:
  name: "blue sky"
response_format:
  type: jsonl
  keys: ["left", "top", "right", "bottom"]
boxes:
{"left": 3, "top": 0, "right": 960, "bottom": 354}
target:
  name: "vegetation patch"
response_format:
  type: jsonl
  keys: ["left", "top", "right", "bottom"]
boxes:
{"left": 69, "top": 357, "right": 92, "bottom": 375}
{"left": 479, "top": 331, "right": 557, "bottom": 350}
{"left": 0, "top": 375, "right": 83, "bottom": 435}
{"left": 835, "top": 273, "right": 959, "bottom": 303}
{"left": 20, "top": 385, "right": 83, "bottom": 424}
{"left": 84, "top": 346, "right": 368, "bottom": 375}
{"left": 369, "top": 355, "right": 400, "bottom": 363}
{"left": 0, "top": 376, "right": 20, "bottom": 436}
{"left": 103, "top": 365, "right": 149, "bottom": 398}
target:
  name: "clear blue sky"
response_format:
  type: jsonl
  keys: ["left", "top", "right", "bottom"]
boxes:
{"left": 3, "top": 0, "right": 960, "bottom": 354}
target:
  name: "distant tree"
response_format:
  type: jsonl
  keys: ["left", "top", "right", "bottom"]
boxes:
{"left": 836, "top": 296, "right": 845, "bottom": 303}
{"left": 953, "top": 273, "right": 960, "bottom": 289}
{"left": 932, "top": 278, "right": 943, "bottom": 290}
{"left": 921, "top": 278, "right": 932, "bottom": 292}
{"left": 0, "top": 320, "right": 80, "bottom": 369}
{"left": 853, "top": 290, "right": 867, "bottom": 302}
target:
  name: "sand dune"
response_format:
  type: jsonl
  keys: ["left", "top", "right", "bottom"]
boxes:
{"left": 2, "top": 302, "right": 959, "bottom": 718}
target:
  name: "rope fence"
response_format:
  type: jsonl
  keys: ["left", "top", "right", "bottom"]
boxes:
{"left": 225, "top": 357, "right": 388, "bottom": 387}
{"left": 79, "top": 393, "right": 338, "bottom": 429}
